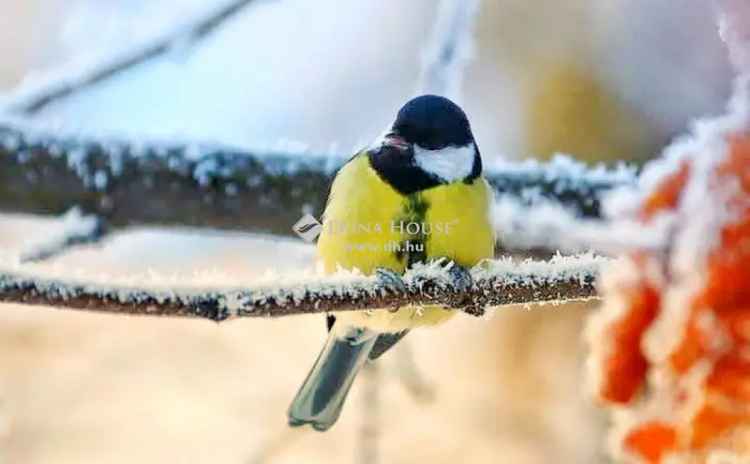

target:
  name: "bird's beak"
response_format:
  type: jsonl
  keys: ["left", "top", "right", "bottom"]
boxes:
{"left": 382, "top": 133, "right": 410, "bottom": 151}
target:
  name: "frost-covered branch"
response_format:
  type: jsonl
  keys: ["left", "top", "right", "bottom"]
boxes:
{"left": 0, "top": 121, "right": 635, "bottom": 240}
{"left": 418, "top": 0, "right": 482, "bottom": 100}
{"left": 0, "top": 254, "right": 604, "bottom": 322}
{"left": 1, "top": 0, "right": 262, "bottom": 115}
{"left": 0, "top": 120, "right": 335, "bottom": 236}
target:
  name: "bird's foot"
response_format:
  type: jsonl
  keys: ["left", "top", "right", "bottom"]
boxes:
{"left": 375, "top": 267, "right": 407, "bottom": 313}
{"left": 375, "top": 267, "right": 406, "bottom": 292}
{"left": 443, "top": 261, "right": 473, "bottom": 293}
{"left": 441, "top": 261, "right": 483, "bottom": 315}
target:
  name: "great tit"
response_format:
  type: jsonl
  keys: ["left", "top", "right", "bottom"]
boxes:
{"left": 288, "top": 94, "right": 495, "bottom": 431}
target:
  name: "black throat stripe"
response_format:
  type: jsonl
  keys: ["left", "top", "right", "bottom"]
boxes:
{"left": 368, "top": 145, "right": 482, "bottom": 195}
{"left": 368, "top": 146, "right": 442, "bottom": 195}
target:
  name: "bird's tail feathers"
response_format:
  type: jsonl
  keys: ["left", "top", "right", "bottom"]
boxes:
{"left": 288, "top": 328, "right": 376, "bottom": 431}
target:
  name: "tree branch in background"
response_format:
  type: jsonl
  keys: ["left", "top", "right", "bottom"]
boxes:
{"left": 18, "top": 208, "right": 106, "bottom": 263}
{"left": 0, "top": 254, "right": 604, "bottom": 321}
{"left": 0, "top": 0, "right": 633, "bottom": 260}
{"left": 1, "top": 0, "right": 263, "bottom": 115}
{"left": 418, "top": 0, "right": 482, "bottom": 99}
{"left": 0, "top": 121, "right": 635, "bottom": 244}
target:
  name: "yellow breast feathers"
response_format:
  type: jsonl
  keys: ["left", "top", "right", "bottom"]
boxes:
{"left": 316, "top": 153, "right": 495, "bottom": 331}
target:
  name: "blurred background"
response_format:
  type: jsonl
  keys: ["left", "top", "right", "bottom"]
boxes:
{"left": 0, "top": 0, "right": 737, "bottom": 463}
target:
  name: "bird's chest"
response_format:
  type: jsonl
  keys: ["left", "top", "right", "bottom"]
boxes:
{"left": 317, "top": 158, "right": 492, "bottom": 274}
{"left": 317, "top": 184, "right": 423, "bottom": 274}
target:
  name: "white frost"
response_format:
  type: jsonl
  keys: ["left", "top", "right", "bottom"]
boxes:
{"left": 19, "top": 207, "right": 101, "bottom": 262}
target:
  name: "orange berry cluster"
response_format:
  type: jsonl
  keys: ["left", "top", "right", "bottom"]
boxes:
{"left": 591, "top": 134, "right": 750, "bottom": 463}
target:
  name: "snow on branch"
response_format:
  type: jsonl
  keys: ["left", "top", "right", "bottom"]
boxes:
{"left": 0, "top": 120, "right": 635, "bottom": 242}
{"left": 0, "top": 254, "right": 605, "bottom": 322}
{"left": 0, "top": 0, "right": 262, "bottom": 115}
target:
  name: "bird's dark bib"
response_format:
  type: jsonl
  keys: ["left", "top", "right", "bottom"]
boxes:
{"left": 368, "top": 146, "right": 442, "bottom": 195}
{"left": 368, "top": 144, "right": 481, "bottom": 196}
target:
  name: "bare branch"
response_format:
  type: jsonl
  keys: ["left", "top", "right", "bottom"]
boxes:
{"left": 0, "top": 254, "right": 604, "bottom": 322}
{"left": 2, "top": 0, "right": 264, "bottom": 115}
{"left": 0, "top": 121, "right": 634, "bottom": 240}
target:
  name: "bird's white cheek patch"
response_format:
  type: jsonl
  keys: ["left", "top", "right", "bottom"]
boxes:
{"left": 413, "top": 144, "right": 476, "bottom": 182}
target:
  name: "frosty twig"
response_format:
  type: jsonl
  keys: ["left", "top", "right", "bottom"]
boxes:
{"left": 0, "top": 121, "right": 634, "bottom": 239}
{"left": 19, "top": 208, "right": 107, "bottom": 263}
{"left": 0, "top": 254, "right": 603, "bottom": 321}
{"left": 3, "top": 0, "right": 263, "bottom": 114}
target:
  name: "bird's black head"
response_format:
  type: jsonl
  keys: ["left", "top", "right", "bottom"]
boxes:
{"left": 369, "top": 95, "right": 482, "bottom": 195}
{"left": 387, "top": 95, "right": 474, "bottom": 150}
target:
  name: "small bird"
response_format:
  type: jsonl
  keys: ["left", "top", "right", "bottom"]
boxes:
{"left": 288, "top": 95, "right": 495, "bottom": 431}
